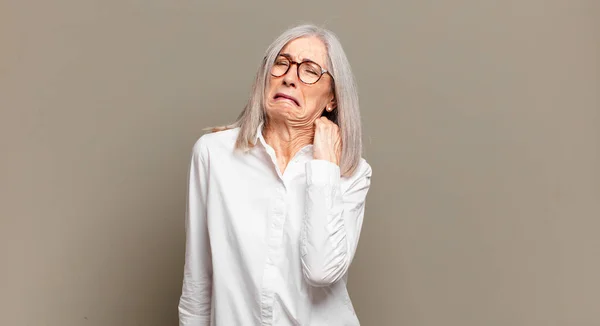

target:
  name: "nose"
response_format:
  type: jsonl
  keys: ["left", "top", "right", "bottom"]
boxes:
{"left": 282, "top": 63, "right": 298, "bottom": 87}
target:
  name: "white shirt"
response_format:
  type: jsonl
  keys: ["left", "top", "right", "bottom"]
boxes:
{"left": 178, "top": 125, "right": 373, "bottom": 326}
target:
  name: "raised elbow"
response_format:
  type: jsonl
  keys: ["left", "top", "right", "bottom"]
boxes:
{"left": 301, "top": 260, "right": 348, "bottom": 287}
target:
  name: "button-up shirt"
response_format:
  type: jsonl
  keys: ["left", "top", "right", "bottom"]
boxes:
{"left": 178, "top": 125, "right": 373, "bottom": 326}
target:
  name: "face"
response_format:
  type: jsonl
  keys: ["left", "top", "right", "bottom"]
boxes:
{"left": 265, "top": 36, "right": 336, "bottom": 127}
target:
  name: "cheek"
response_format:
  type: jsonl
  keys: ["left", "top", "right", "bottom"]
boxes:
{"left": 264, "top": 84, "right": 279, "bottom": 107}
{"left": 265, "top": 80, "right": 275, "bottom": 97}
{"left": 304, "top": 87, "right": 332, "bottom": 109}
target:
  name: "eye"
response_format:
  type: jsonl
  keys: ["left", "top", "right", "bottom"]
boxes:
{"left": 306, "top": 69, "right": 319, "bottom": 76}
{"left": 303, "top": 65, "right": 320, "bottom": 76}
{"left": 274, "top": 57, "right": 289, "bottom": 66}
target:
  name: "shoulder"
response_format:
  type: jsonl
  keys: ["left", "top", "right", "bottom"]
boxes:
{"left": 358, "top": 157, "right": 372, "bottom": 175}
{"left": 338, "top": 157, "right": 372, "bottom": 193}
{"left": 348, "top": 157, "right": 372, "bottom": 180}
{"left": 191, "top": 127, "right": 240, "bottom": 159}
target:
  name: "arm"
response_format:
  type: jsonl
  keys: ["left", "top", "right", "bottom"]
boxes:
{"left": 300, "top": 159, "right": 372, "bottom": 287}
{"left": 178, "top": 139, "right": 212, "bottom": 326}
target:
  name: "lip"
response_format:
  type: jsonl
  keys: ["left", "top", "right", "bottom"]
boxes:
{"left": 274, "top": 93, "right": 300, "bottom": 106}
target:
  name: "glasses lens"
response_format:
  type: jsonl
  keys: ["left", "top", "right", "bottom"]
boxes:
{"left": 271, "top": 56, "right": 290, "bottom": 77}
{"left": 299, "top": 62, "right": 322, "bottom": 84}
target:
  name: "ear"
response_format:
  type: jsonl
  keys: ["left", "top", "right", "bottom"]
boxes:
{"left": 329, "top": 96, "right": 337, "bottom": 110}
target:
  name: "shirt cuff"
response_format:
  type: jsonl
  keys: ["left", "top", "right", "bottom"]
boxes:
{"left": 306, "top": 160, "right": 341, "bottom": 186}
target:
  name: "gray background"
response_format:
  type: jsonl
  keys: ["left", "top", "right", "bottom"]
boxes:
{"left": 1, "top": 0, "right": 599, "bottom": 325}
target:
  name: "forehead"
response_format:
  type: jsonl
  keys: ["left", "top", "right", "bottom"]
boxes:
{"left": 279, "top": 36, "right": 328, "bottom": 66}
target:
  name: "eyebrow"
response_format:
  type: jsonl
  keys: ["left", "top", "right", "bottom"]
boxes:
{"left": 278, "top": 53, "right": 321, "bottom": 66}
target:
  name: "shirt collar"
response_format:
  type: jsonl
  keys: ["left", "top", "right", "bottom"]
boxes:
{"left": 253, "top": 122, "right": 264, "bottom": 146}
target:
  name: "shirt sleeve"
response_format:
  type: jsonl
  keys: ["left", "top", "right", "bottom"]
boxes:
{"left": 300, "top": 159, "right": 373, "bottom": 287}
{"left": 178, "top": 139, "right": 212, "bottom": 326}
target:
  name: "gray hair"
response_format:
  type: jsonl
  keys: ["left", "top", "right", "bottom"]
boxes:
{"left": 211, "top": 24, "right": 363, "bottom": 177}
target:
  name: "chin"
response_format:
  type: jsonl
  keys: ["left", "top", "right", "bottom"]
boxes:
{"left": 270, "top": 102, "right": 297, "bottom": 113}
{"left": 269, "top": 108, "right": 302, "bottom": 123}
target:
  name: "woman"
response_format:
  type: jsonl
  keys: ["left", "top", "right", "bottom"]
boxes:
{"left": 178, "top": 24, "right": 373, "bottom": 326}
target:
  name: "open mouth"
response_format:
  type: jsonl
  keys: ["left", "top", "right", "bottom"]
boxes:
{"left": 274, "top": 93, "right": 299, "bottom": 106}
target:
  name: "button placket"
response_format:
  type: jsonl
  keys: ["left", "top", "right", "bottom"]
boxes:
{"left": 261, "top": 183, "right": 288, "bottom": 326}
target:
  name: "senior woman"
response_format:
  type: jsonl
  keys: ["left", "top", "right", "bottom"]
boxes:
{"left": 178, "top": 24, "right": 373, "bottom": 326}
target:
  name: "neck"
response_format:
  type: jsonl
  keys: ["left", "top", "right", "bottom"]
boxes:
{"left": 262, "top": 120, "right": 314, "bottom": 166}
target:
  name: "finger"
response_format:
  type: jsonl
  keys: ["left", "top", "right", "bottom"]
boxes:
{"left": 324, "top": 121, "right": 338, "bottom": 131}
{"left": 321, "top": 117, "right": 335, "bottom": 126}
{"left": 316, "top": 119, "right": 329, "bottom": 129}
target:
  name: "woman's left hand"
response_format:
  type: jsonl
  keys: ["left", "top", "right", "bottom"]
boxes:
{"left": 313, "top": 116, "right": 342, "bottom": 166}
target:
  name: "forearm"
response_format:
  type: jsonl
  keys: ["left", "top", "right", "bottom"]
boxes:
{"left": 179, "top": 279, "right": 212, "bottom": 325}
{"left": 300, "top": 160, "right": 350, "bottom": 286}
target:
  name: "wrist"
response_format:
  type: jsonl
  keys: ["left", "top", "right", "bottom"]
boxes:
{"left": 313, "top": 153, "right": 338, "bottom": 166}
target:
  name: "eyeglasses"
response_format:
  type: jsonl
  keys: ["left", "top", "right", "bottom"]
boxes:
{"left": 270, "top": 55, "right": 333, "bottom": 85}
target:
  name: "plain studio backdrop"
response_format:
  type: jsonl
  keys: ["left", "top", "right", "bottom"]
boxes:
{"left": 1, "top": 1, "right": 598, "bottom": 325}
